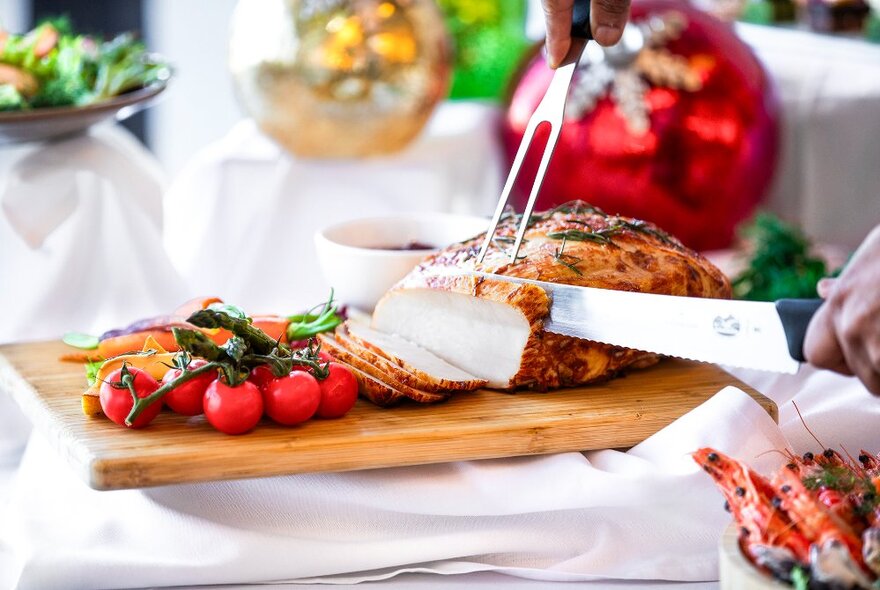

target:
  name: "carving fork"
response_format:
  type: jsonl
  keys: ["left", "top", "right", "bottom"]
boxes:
{"left": 477, "top": 0, "right": 593, "bottom": 264}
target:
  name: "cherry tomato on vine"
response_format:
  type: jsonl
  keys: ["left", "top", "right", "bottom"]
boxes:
{"left": 263, "top": 372, "right": 321, "bottom": 426}
{"left": 248, "top": 365, "right": 277, "bottom": 391}
{"left": 99, "top": 367, "right": 162, "bottom": 428}
{"left": 161, "top": 359, "right": 215, "bottom": 416}
{"left": 316, "top": 363, "right": 358, "bottom": 419}
{"left": 290, "top": 351, "right": 333, "bottom": 373}
{"left": 203, "top": 379, "right": 263, "bottom": 435}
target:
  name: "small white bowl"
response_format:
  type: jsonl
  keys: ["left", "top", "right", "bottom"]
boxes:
{"left": 314, "top": 212, "right": 488, "bottom": 311}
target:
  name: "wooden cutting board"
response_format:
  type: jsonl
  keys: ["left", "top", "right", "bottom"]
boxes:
{"left": 0, "top": 340, "right": 776, "bottom": 491}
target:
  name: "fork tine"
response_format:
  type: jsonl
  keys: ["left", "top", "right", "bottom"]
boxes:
{"left": 476, "top": 116, "right": 543, "bottom": 263}
{"left": 509, "top": 122, "right": 565, "bottom": 263}
{"left": 508, "top": 46, "right": 585, "bottom": 263}
{"left": 477, "top": 38, "right": 588, "bottom": 266}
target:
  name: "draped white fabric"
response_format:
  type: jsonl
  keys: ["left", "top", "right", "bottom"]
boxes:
{"left": 162, "top": 102, "right": 505, "bottom": 315}
{"left": 2, "top": 367, "right": 877, "bottom": 589}
{"left": 0, "top": 385, "right": 790, "bottom": 589}
{"left": 0, "top": 126, "right": 187, "bottom": 343}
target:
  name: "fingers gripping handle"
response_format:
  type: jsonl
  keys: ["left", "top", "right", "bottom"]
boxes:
{"left": 775, "top": 299, "right": 823, "bottom": 362}
{"left": 571, "top": 0, "right": 593, "bottom": 40}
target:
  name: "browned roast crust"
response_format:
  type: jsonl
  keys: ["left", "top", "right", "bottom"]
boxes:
{"left": 375, "top": 201, "right": 729, "bottom": 390}
{"left": 318, "top": 333, "right": 450, "bottom": 404}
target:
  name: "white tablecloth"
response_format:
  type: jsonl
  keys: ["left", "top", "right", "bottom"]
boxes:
{"left": 1, "top": 364, "right": 877, "bottom": 589}
{"left": 0, "top": 127, "right": 188, "bottom": 565}
{"left": 163, "top": 102, "right": 505, "bottom": 315}
{"left": 0, "top": 125, "right": 187, "bottom": 342}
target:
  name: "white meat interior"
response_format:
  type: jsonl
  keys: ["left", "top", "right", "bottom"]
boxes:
{"left": 372, "top": 289, "right": 530, "bottom": 388}
{"left": 345, "top": 323, "right": 481, "bottom": 384}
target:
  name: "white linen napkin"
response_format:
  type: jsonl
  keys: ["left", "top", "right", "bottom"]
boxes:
{"left": 0, "top": 386, "right": 789, "bottom": 589}
{"left": 0, "top": 126, "right": 187, "bottom": 344}
{"left": 0, "top": 129, "right": 189, "bottom": 536}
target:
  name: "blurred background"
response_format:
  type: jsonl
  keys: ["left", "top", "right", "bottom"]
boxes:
{"left": 2, "top": 0, "right": 876, "bottom": 175}
{"left": 1, "top": 0, "right": 879, "bottom": 337}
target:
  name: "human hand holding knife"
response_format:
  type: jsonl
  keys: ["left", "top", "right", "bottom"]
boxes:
{"left": 535, "top": 0, "right": 880, "bottom": 395}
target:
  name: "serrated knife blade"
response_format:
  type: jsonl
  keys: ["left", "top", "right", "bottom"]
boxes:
{"left": 471, "top": 273, "right": 822, "bottom": 374}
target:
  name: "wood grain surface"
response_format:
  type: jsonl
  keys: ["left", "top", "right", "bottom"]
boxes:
{"left": 0, "top": 340, "right": 776, "bottom": 491}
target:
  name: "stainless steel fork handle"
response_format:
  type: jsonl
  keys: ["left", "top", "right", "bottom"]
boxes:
{"left": 477, "top": 0, "right": 592, "bottom": 265}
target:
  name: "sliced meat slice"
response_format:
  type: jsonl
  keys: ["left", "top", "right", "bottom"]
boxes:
{"left": 333, "top": 327, "right": 484, "bottom": 394}
{"left": 342, "top": 322, "right": 486, "bottom": 391}
{"left": 318, "top": 333, "right": 449, "bottom": 404}
{"left": 371, "top": 287, "right": 533, "bottom": 389}
{"left": 344, "top": 364, "right": 405, "bottom": 407}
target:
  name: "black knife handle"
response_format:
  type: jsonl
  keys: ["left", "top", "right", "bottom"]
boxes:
{"left": 571, "top": 0, "right": 593, "bottom": 40}
{"left": 775, "top": 299, "right": 823, "bottom": 362}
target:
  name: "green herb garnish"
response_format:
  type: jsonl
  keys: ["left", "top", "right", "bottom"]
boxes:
{"left": 547, "top": 228, "right": 620, "bottom": 245}
{"left": 84, "top": 358, "right": 103, "bottom": 386}
{"left": 802, "top": 464, "right": 860, "bottom": 492}
{"left": 790, "top": 565, "right": 810, "bottom": 590}
{"left": 552, "top": 235, "right": 583, "bottom": 276}
{"left": 732, "top": 213, "right": 840, "bottom": 301}
{"left": 286, "top": 291, "right": 343, "bottom": 341}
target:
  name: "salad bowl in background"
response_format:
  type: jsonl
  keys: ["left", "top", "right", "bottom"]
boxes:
{"left": 0, "top": 80, "right": 168, "bottom": 144}
{"left": 0, "top": 19, "right": 171, "bottom": 144}
{"left": 315, "top": 213, "right": 488, "bottom": 312}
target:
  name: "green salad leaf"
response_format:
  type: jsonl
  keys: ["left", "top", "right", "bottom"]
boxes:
{"left": 84, "top": 358, "right": 103, "bottom": 387}
{"left": 0, "top": 18, "right": 169, "bottom": 111}
{"left": 62, "top": 331, "right": 99, "bottom": 350}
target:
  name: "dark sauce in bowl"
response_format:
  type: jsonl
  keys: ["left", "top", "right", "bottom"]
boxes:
{"left": 369, "top": 241, "right": 436, "bottom": 251}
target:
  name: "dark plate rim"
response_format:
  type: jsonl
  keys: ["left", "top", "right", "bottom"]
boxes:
{"left": 0, "top": 81, "right": 168, "bottom": 124}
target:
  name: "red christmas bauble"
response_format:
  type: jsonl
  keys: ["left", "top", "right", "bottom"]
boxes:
{"left": 502, "top": 0, "right": 779, "bottom": 251}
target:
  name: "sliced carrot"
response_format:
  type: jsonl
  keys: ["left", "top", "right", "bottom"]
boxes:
{"left": 201, "top": 328, "right": 232, "bottom": 345}
{"left": 33, "top": 25, "right": 59, "bottom": 58}
{"left": 173, "top": 296, "right": 224, "bottom": 319}
{"left": 252, "top": 316, "right": 290, "bottom": 343}
{"left": 97, "top": 330, "right": 180, "bottom": 359}
{"left": 82, "top": 395, "right": 103, "bottom": 417}
{"left": 59, "top": 352, "right": 101, "bottom": 364}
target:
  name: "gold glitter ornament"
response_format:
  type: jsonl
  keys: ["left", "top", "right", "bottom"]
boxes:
{"left": 229, "top": 0, "right": 451, "bottom": 158}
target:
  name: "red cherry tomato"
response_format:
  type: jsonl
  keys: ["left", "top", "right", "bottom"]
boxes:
{"left": 99, "top": 367, "right": 161, "bottom": 428}
{"left": 316, "top": 363, "right": 358, "bottom": 419}
{"left": 203, "top": 379, "right": 263, "bottom": 435}
{"left": 161, "top": 360, "right": 215, "bottom": 416}
{"left": 263, "top": 372, "right": 321, "bottom": 426}
{"left": 248, "top": 365, "right": 277, "bottom": 391}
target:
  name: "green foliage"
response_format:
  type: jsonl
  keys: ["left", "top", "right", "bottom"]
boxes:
{"left": 436, "top": 0, "right": 531, "bottom": 101}
{"left": 84, "top": 358, "right": 103, "bottom": 387}
{"left": 0, "top": 85, "right": 25, "bottom": 111}
{"left": 287, "top": 291, "right": 343, "bottom": 341}
{"left": 0, "top": 19, "right": 168, "bottom": 111}
{"left": 790, "top": 565, "right": 810, "bottom": 590}
{"left": 732, "top": 213, "right": 833, "bottom": 301}
{"left": 29, "top": 36, "right": 91, "bottom": 107}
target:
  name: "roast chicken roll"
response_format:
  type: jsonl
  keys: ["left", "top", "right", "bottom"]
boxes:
{"left": 370, "top": 201, "right": 731, "bottom": 391}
